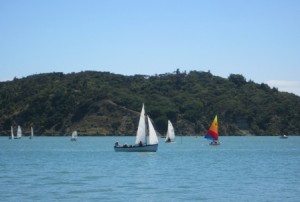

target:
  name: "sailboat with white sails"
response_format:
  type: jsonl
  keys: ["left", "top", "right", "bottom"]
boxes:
{"left": 30, "top": 127, "right": 33, "bottom": 139}
{"left": 71, "top": 130, "right": 78, "bottom": 141}
{"left": 9, "top": 126, "right": 14, "bottom": 139}
{"left": 165, "top": 120, "right": 175, "bottom": 143}
{"left": 114, "top": 104, "right": 159, "bottom": 152}
{"left": 15, "top": 125, "right": 22, "bottom": 139}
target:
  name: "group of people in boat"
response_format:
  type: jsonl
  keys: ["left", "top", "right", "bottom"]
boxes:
{"left": 114, "top": 141, "right": 145, "bottom": 148}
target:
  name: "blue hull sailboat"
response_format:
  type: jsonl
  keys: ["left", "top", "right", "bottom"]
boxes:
{"left": 114, "top": 104, "right": 159, "bottom": 152}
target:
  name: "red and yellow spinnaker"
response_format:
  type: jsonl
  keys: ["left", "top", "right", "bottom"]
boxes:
{"left": 204, "top": 115, "right": 218, "bottom": 141}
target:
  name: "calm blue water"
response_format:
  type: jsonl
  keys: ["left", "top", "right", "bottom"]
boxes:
{"left": 0, "top": 136, "right": 300, "bottom": 202}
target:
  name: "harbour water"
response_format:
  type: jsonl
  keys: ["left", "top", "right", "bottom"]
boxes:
{"left": 0, "top": 136, "right": 299, "bottom": 201}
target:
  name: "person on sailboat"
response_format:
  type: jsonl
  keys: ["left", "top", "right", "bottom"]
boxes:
{"left": 139, "top": 141, "right": 143, "bottom": 147}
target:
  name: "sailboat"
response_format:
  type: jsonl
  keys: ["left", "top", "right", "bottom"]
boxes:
{"left": 15, "top": 125, "right": 22, "bottom": 139}
{"left": 280, "top": 134, "right": 288, "bottom": 139}
{"left": 204, "top": 115, "right": 220, "bottom": 145}
{"left": 71, "top": 130, "right": 78, "bottom": 141}
{"left": 9, "top": 126, "right": 14, "bottom": 139}
{"left": 165, "top": 120, "right": 175, "bottom": 143}
{"left": 30, "top": 127, "right": 33, "bottom": 139}
{"left": 114, "top": 104, "right": 159, "bottom": 152}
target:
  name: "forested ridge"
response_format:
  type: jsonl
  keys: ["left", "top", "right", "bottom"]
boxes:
{"left": 0, "top": 70, "right": 300, "bottom": 136}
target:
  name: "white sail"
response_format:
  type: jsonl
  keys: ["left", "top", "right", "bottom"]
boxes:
{"left": 31, "top": 127, "right": 34, "bottom": 137}
{"left": 147, "top": 116, "right": 158, "bottom": 145}
{"left": 16, "top": 125, "right": 22, "bottom": 138}
{"left": 72, "top": 131, "right": 77, "bottom": 139}
{"left": 165, "top": 120, "right": 175, "bottom": 141}
{"left": 11, "top": 126, "right": 14, "bottom": 139}
{"left": 135, "top": 104, "right": 147, "bottom": 145}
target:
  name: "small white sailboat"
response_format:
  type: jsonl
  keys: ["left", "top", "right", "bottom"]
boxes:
{"left": 165, "top": 120, "right": 175, "bottom": 143}
{"left": 280, "top": 134, "right": 288, "bottom": 139}
{"left": 9, "top": 126, "right": 14, "bottom": 139}
{"left": 16, "top": 125, "right": 22, "bottom": 139}
{"left": 114, "top": 104, "right": 159, "bottom": 152}
{"left": 30, "top": 127, "right": 33, "bottom": 139}
{"left": 71, "top": 130, "right": 78, "bottom": 141}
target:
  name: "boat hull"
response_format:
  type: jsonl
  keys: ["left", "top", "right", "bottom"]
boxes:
{"left": 209, "top": 141, "right": 220, "bottom": 145}
{"left": 114, "top": 144, "right": 158, "bottom": 152}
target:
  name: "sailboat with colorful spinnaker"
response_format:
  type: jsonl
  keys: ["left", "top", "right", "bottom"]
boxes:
{"left": 204, "top": 115, "right": 220, "bottom": 145}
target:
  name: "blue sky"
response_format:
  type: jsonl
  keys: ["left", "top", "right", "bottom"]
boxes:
{"left": 1, "top": 0, "right": 300, "bottom": 95}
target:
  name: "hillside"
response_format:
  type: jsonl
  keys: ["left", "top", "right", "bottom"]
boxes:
{"left": 0, "top": 70, "right": 300, "bottom": 136}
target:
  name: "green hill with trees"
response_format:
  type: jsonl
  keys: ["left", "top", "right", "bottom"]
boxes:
{"left": 0, "top": 70, "right": 299, "bottom": 136}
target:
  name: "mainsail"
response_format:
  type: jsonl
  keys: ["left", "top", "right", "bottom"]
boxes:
{"left": 16, "top": 125, "right": 22, "bottom": 139}
{"left": 135, "top": 104, "right": 147, "bottom": 145}
{"left": 204, "top": 115, "right": 218, "bottom": 141}
{"left": 11, "top": 126, "right": 14, "bottom": 139}
{"left": 72, "top": 131, "right": 77, "bottom": 139}
{"left": 165, "top": 120, "right": 175, "bottom": 142}
{"left": 31, "top": 127, "right": 34, "bottom": 138}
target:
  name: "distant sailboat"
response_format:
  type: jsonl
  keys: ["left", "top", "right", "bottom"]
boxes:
{"left": 9, "top": 126, "right": 14, "bottom": 139}
{"left": 114, "top": 104, "right": 159, "bottom": 152}
{"left": 280, "top": 134, "right": 288, "bottom": 139}
{"left": 165, "top": 120, "right": 175, "bottom": 143}
{"left": 204, "top": 115, "right": 220, "bottom": 145}
{"left": 71, "top": 130, "right": 77, "bottom": 141}
{"left": 30, "top": 127, "right": 33, "bottom": 139}
{"left": 16, "top": 125, "right": 22, "bottom": 139}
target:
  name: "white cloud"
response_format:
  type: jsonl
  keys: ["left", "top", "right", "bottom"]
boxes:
{"left": 267, "top": 80, "right": 300, "bottom": 96}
